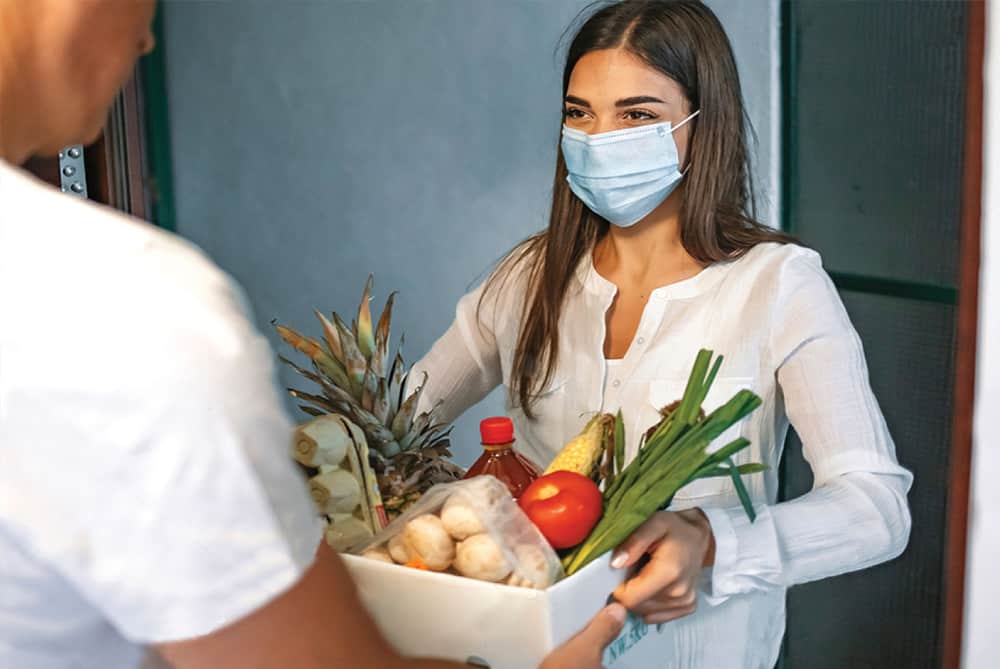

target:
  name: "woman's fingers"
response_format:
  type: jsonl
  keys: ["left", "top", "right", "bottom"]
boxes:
{"left": 610, "top": 511, "right": 672, "bottom": 569}
{"left": 642, "top": 602, "right": 698, "bottom": 625}
{"left": 610, "top": 509, "right": 707, "bottom": 625}
{"left": 627, "top": 587, "right": 697, "bottom": 616}
{"left": 612, "top": 550, "right": 682, "bottom": 609}
{"left": 666, "top": 580, "right": 694, "bottom": 600}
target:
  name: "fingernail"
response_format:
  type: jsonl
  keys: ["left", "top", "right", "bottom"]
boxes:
{"left": 611, "top": 552, "right": 628, "bottom": 569}
{"left": 606, "top": 603, "right": 627, "bottom": 624}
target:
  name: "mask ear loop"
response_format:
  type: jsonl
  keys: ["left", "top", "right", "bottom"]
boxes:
{"left": 673, "top": 109, "right": 700, "bottom": 175}
{"left": 672, "top": 108, "right": 701, "bottom": 132}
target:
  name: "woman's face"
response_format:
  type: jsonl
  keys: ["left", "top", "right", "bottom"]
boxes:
{"left": 563, "top": 48, "right": 694, "bottom": 166}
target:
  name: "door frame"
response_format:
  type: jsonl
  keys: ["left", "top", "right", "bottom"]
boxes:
{"left": 943, "top": 2, "right": 984, "bottom": 667}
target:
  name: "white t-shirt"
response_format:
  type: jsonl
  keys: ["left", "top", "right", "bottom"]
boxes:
{"left": 0, "top": 161, "right": 322, "bottom": 668}
{"left": 413, "top": 241, "right": 913, "bottom": 669}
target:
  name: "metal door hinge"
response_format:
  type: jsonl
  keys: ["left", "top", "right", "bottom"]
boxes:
{"left": 58, "top": 145, "right": 88, "bottom": 199}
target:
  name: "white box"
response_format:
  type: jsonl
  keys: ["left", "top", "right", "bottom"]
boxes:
{"left": 343, "top": 552, "right": 677, "bottom": 668}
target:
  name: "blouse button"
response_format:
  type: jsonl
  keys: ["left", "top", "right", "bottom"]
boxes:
{"left": 636, "top": 337, "right": 645, "bottom": 345}
{"left": 612, "top": 379, "right": 621, "bottom": 388}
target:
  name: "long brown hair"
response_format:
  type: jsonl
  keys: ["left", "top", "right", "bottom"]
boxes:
{"left": 483, "top": 0, "right": 792, "bottom": 417}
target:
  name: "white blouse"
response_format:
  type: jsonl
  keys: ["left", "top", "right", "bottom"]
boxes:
{"left": 414, "top": 242, "right": 912, "bottom": 668}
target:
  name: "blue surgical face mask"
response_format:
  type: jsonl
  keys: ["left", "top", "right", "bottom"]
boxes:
{"left": 560, "top": 109, "right": 700, "bottom": 227}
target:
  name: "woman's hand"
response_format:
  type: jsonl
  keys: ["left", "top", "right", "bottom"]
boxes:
{"left": 610, "top": 509, "right": 716, "bottom": 625}
{"left": 538, "top": 603, "right": 626, "bottom": 669}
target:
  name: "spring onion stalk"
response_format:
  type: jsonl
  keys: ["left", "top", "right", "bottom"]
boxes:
{"left": 562, "top": 349, "right": 765, "bottom": 575}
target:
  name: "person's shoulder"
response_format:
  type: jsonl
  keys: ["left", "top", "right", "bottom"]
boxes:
{"left": 0, "top": 162, "right": 259, "bottom": 376}
{"left": 736, "top": 241, "right": 822, "bottom": 270}
{"left": 728, "top": 241, "right": 827, "bottom": 290}
{"left": 1, "top": 160, "right": 155, "bottom": 247}
{"left": 1, "top": 162, "right": 243, "bottom": 321}
{"left": 464, "top": 237, "right": 540, "bottom": 316}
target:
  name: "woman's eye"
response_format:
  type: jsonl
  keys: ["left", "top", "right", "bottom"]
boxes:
{"left": 563, "top": 108, "right": 585, "bottom": 119}
{"left": 624, "top": 110, "right": 656, "bottom": 121}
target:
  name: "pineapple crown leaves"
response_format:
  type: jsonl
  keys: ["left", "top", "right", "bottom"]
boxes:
{"left": 356, "top": 275, "right": 376, "bottom": 358}
{"left": 273, "top": 276, "right": 453, "bottom": 461}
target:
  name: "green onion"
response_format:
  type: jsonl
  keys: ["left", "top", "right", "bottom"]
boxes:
{"left": 562, "top": 349, "right": 766, "bottom": 575}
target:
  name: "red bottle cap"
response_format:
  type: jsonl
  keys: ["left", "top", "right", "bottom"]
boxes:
{"left": 480, "top": 416, "right": 514, "bottom": 445}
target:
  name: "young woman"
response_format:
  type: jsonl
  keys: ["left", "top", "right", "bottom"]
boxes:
{"left": 414, "top": 1, "right": 911, "bottom": 665}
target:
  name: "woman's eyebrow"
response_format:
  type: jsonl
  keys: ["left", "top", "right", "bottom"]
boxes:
{"left": 615, "top": 95, "right": 666, "bottom": 107}
{"left": 563, "top": 95, "right": 668, "bottom": 107}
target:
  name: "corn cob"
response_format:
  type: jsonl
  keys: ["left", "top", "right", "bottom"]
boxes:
{"left": 545, "top": 413, "right": 614, "bottom": 478}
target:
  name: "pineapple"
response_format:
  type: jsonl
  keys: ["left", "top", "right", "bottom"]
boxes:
{"left": 275, "top": 276, "right": 464, "bottom": 520}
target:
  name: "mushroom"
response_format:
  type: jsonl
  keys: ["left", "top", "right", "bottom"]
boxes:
{"left": 440, "top": 495, "right": 487, "bottom": 540}
{"left": 454, "top": 533, "right": 511, "bottom": 583}
{"left": 387, "top": 534, "right": 413, "bottom": 564}
{"left": 361, "top": 545, "right": 394, "bottom": 564}
{"left": 506, "top": 544, "right": 555, "bottom": 589}
{"left": 402, "top": 514, "right": 455, "bottom": 571}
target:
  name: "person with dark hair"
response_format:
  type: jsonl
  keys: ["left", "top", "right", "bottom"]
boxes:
{"left": 0, "top": 1, "right": 623, "bottom": 667}
{"left": 414, "top": 1, "right": 912, "bottom": 665}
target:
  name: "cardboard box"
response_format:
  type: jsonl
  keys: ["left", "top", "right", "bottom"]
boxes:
{"left": 343, "top": 551, "right": 674, "bottom": 668}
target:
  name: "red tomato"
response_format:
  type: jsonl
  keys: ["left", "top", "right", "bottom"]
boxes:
{"left": 518, "top": 471, "right": 603, "bottom": 549}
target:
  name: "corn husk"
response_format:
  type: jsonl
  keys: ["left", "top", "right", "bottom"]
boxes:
{"left": 545, "top": 413, "right": 614, "bottom": 479}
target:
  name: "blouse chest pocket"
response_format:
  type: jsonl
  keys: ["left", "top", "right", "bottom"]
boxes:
{"left": 647, "top": 376, "right": 755, "bottom": 504}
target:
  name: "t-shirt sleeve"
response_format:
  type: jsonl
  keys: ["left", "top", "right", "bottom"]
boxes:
{"left": 0, "top": 271, "right": 322, "bottom": 643}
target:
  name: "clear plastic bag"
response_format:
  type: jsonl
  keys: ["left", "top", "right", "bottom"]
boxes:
{"left": 355, "top": 475, "right": 563, "bottom": 589}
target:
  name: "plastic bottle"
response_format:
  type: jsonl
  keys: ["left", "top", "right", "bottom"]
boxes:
{"left": 464, "top": 416, "right": 541, "bottom": 500}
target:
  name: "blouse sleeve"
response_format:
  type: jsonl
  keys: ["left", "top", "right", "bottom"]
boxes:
{"left": 410, "top": 278, "right": 505, "bottom": 424}
{"left": 700, "top": 250, "right": 913, "bottom": 600}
